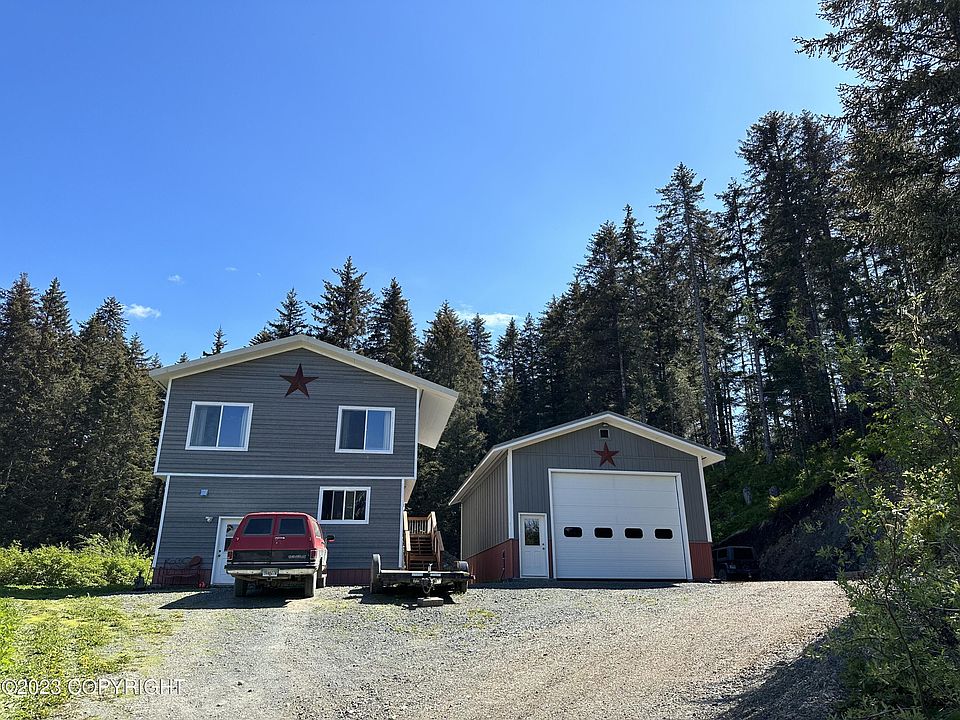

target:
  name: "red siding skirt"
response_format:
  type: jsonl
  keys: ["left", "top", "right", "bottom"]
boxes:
{"left": 465, "top": 539, "right": 519, "bottom": 582}
{"left": 689, "top": 542, "right": 714, "bottom": 580}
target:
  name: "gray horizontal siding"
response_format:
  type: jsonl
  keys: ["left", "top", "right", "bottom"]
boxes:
{"left": 156, "top": 348, "right": 417, "bottom": 477}
{"left": 155, "top": 475, "right": 403, "bottom": 571}
{"left": 512, "top": 422, "right": 709, "bottom": 543}
{"left": 459, "top": 454, "right": 509, "bottom": 559}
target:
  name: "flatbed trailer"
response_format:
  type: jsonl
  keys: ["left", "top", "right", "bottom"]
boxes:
{"left": 369, "top": 553, "right": 471, "bottom": 596}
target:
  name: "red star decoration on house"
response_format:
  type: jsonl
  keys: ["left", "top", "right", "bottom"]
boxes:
{"left": 280, "top": 363, "right": 318, "bottom": 397}
{"left": 594, "top": 442, "right": 619, "bottom": 467}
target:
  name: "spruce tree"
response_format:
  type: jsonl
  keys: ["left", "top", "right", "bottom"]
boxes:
{"left": 717, "top": 181, "right": 774, "bottom": 462}
{"left": 800, "top": 0, "right": 960, "bottom": 339}
{"left": 203, "top": 326, "right": 228, "bottom": 356}
{"left": 68, "top": 300, "right": 160, "bottom": 539}
{"left": 491, "top": 318, "right": 523, "bottom": 442}
{"left": 411, "top": 302, "right": 485, "bottom": 553}
{"left": 364, "top": 278, "right": 417, "bottom": 371}
{"left": 267, "top": 288, "right": 308, "bottom": 339}
{"left": 617, "top": 205, "right": 656, "bottom": 421}
{"left": 0, "top": 274, "right": 42, "bottom": 542}
{"left": 28, "top": 279, "right": 80, "bottom": 540}
{"left": 516, "top": 314, "right": 541, "bottom": 433}
{"left": 176, "top": 352, "right": 190, "bottom": 363}
{"left": 577, "top": 221, "right": 631, "bottom": 414}
{"left": 309, "top": 257, "right": 374, "bottom": 351}
{"left": 249, "top": 329, "right": 274, "bottom": 346}
{"left": 466, "top": 314, "right": 496, "bottom": 441}
{"left": 466, "top": 314, "right": 494, "bottom": 387}
{"left": 537, "top": 290, "right": 587, "bottom": 426}
{"left": 655, "top": 164, "right": 722, "bottom": 447}
{"left": 739, "top": 112, "right": 853, "bottom": 448}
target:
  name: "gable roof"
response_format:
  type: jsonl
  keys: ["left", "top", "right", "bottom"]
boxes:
{"left": 148, "top": 334, "right": 458, "bottom": 449}
{"left": 449, "top": 411, "right": 725, "bottom": 504}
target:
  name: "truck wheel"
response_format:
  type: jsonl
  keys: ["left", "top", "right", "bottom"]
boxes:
{"left": 717, "top": 566, "right": 728, "bottom": 582}
{"left": 303, "top": 574, "right": 317, "bottom": 598}
{"left": 453, "top": 581, "right": 468, "bottom": 595}
{"left": 234, "top": 579, "right": 248, "bottom": 597}
{"left": 317, "top": 564, "right": 328, "bottom": 589}
{"left": 370, "top": 554, "right": 384, "bottom": 594}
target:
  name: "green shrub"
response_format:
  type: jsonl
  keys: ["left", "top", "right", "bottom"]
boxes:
{"left": 0, "top": 534, "right": 152, "bottom": 589}
{"left": 831, "top": 338, "right": 960, "bottom": 718}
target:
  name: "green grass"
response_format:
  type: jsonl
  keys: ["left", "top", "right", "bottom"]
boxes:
{"left": 464, "top": 608, "right": 497, "bottom": 628}
{"left": 706, "top": 439, "right": 853, "bottom": 541}
{"left": 0, "top": 592, "right": 178, "bottom": 720}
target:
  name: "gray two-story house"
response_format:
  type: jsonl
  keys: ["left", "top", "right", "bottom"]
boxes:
{"left": 148, "top": 334, "right": 458, "bottom": 586}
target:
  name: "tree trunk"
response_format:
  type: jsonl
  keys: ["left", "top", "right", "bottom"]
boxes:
{"left": 684, "top": 200, "right": 720, "bottom": 448}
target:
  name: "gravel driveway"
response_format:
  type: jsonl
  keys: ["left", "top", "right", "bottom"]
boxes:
{"left": 63, "top": 580, "right": 848, "bottom": 720}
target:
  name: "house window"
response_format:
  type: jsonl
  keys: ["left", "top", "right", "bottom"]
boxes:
{"left": 336, "top": 407, "right": 394, "bottom": 453}
{"left": 625, "top": 528, "right": 644, "bottom": 539}
{"left": 563, "top": 527, "right": 583, "bottom": 538}
{"left": 594, "top": 527, "right": 613, "bottom": 539}
{"left": 319, "top": 488, "right": 370, "bottom": 523}
{"left": 599, "top": 426, "right": 610, "bottom": 439}
{"left": 186, "top": 402, "right": 252, "bottom": 450}
{"left": 654, "top": 528, "right": 674, "bottom": 540}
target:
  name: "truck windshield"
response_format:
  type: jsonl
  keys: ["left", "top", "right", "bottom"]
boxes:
{"left": 243, "top": 518, "right": 274, "bottom": 535}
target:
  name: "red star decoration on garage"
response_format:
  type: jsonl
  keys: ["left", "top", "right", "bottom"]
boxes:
{"left": 594, "top": 442, "right": 619, "bottom": 467}
{"left": 280, "top": 363, "right": 318, "bottom": 397}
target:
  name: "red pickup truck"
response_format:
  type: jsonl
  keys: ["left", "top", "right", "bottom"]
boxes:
{"left": 225, "top": 512, "right": 328, "bottom": 597}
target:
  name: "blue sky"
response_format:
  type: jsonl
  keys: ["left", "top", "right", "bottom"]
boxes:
{"left": 0, "top": 2, "right": 848, "bottom": 364}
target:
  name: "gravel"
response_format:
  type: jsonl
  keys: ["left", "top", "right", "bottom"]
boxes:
{"left": 61, "top": 580, "right": 849, "bottom": 720}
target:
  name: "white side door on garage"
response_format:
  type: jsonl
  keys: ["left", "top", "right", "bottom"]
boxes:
{"left": 549, "top": 470, "right": 690, "bottom": 580}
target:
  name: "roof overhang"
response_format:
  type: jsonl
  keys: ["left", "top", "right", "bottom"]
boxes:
{"left": 149, "top": 334, "right": 458, "bottom": 449}
{"left": 449, "top": 411, "right": 725, "bottom": 505}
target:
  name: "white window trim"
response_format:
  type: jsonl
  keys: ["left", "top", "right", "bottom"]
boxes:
{"left": 317, "top": 486, "right": 372, "bottom": 525}
{"left": 335, "top": 406, "right": 396, "bottom": 454}
{"left": 185, "top": 401, "right": 253, "bottom": 451}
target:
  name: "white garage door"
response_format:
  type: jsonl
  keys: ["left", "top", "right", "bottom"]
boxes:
{"left": 550, "top": 471, "right": 688, "bottom": 579}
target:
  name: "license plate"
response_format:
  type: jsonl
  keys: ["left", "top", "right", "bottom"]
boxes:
{"left": 261, "top": 568, "right": 279, "bottom": 578}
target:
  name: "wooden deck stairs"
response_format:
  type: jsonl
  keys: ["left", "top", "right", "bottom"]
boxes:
{"left": 404, "top": 512, "right": 444, "bottom": 571}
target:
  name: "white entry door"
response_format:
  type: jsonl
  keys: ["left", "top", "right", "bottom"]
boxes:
{"left": 519, "top": 513, "right": 549, "bottom": 578}
{"left": 212, "top": 516, "right": 243, "bottom": 585}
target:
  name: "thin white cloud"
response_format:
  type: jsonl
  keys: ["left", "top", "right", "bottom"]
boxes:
{"left": 224, "top": 266, "right": 238, "bottom": 272}
{"left": 125, "top": 304, "right": 161, "bottom": 320}
{"left": 477, "top": 312, "right": 517, "bottom": 328}
{"left": 455, "top": 308, "right": 516, "bottom": 328}
{"left": 167, "top": 274, "right": 183, "bottom": 284}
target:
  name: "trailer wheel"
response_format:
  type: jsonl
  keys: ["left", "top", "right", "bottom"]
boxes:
{"left": 234, "top": 578, "right": 248, "bottom": 598}
{"left": 370, "top": 554, "right": 384, "bottom": 594}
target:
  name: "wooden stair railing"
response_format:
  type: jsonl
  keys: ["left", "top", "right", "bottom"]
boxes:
{"left": 403, "top": 511, "right": 444, "bottom": 571}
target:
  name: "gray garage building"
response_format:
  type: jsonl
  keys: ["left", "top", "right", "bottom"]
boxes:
{"left": 450, "top": 412, "right": 724, "bottom": 582}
